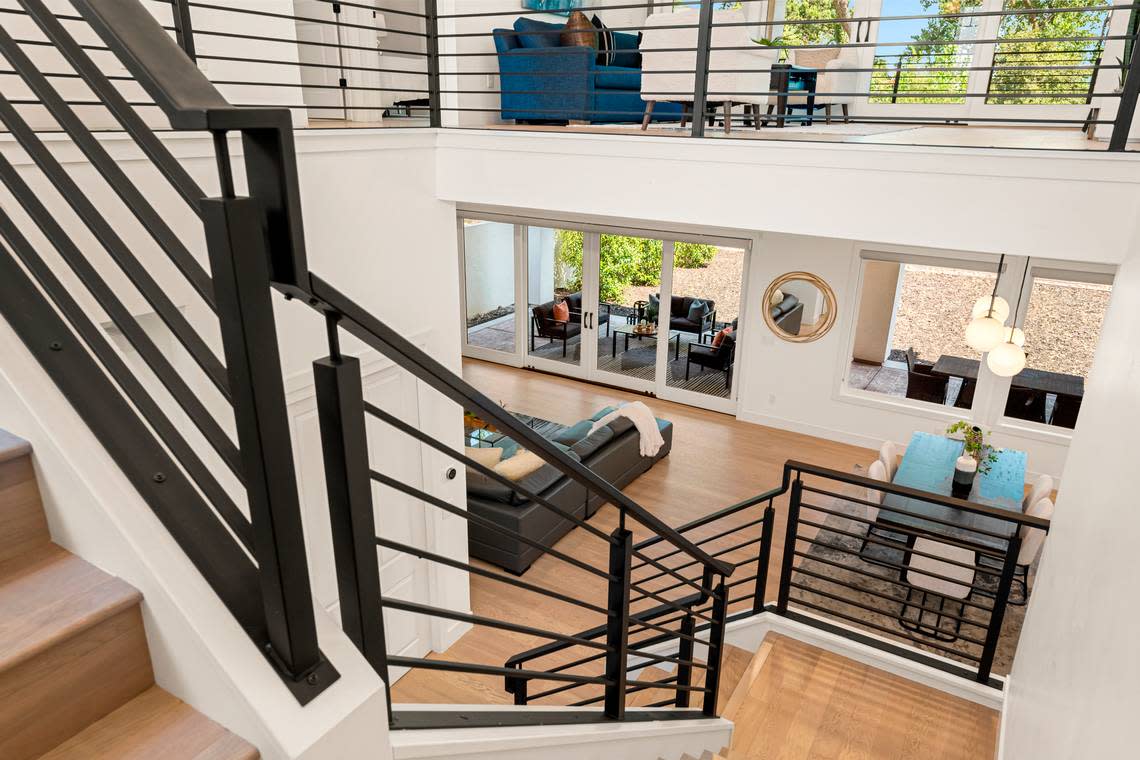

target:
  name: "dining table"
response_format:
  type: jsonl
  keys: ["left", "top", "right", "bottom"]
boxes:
{"left": 879, "top": 431, "right": 1027, "bottom": 553}
{"left": 931, "top": 355, "right": 1084, "bottom": 398}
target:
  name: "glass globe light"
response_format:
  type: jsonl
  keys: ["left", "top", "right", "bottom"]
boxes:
{"left": 971, "top": 295, "right": 1010, "bottom": 324}
{"left": 1003, "top": 326, "right": 1025, "bottom": 348}
{"left": 987, "top": 341, "right": 1027, "bottom": 378}
{"left": 965, "top": 316, "right": 1004, "bottom": 352}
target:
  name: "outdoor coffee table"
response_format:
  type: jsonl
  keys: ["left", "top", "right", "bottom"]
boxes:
{"left": 611, "top": 323, "right": 681, "bottom": 360}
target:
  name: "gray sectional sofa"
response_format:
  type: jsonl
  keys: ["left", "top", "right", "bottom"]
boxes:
{"left": 466, "top": 407, "right": 673, "bottom": 574}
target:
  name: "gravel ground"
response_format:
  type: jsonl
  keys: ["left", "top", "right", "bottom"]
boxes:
{"left": 890, "top": 266, "right": 1110, "bottom": 377}
{"left": 625, "top": 247, "right": 745, "bottom": 323}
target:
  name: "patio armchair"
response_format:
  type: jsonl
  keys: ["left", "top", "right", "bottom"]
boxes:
{"left": 530, "top": 301, "right": 580, "bottom": 357}
{"left": 1005, "top": 386, "right": 1048, "bottom": 423}
{"left": 904, "top": 348, "right": 949, "bottom": 404}
{"left": 685, "top": 329, "right": 736, "bottom": 389}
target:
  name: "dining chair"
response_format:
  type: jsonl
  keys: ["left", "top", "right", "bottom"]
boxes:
{"left": 899, "top": 537, "right": 977, "bottom": 642}
{"left": 1009, "top": 497, "right": 1054, "bottom": 606}
{"left": 878, "top": 441, "right": 898, "bottom": 482}
{"left": 857, "top": 460, "right": 891, "bottom": 559}
{"left": 904, "top": 348, "right": 949, "bottom": 405}
{"left": 1022, "top": 474, "right": 1054, "bottom": 512}
{"left": 954, "top": 378, "right": 976, "bottom": 409}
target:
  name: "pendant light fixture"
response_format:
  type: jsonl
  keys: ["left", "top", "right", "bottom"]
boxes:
{"left": 965, "top": 254, "right": 1007, "bottom": 352}
{"left": 987, "top": 259, "right": 1031, "bottom": 378}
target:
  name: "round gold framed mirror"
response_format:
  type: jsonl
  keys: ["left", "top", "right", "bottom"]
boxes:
{"left": 762, "top": 272, "right": 837, "bottom": 343}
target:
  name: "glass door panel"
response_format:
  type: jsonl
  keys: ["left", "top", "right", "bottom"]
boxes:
{"left": 462, "top": 219, "right": 518, "bottom": 357}
{"left": 664, "top": 242, "right": 744, "bottom": 403}
{"left": 985, "top": 0, "right": 1110, "bottom": 105}
{"left": 866, "top": 0, "right": 982, "bottom": 112}
{"left": 526, "top": 226, "right": 585, "bottom": 371}
{"left": 592, "top": 235, "right": 671, "bottom": 391}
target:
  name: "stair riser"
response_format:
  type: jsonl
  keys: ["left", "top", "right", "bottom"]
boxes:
{"left": 0, "top": 605, "right": 154, "bottom": 760}
{"left": 0, "top": 453, "right": 50, "bottom": 565}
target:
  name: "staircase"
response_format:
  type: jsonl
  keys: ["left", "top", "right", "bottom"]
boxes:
{"left": 0, "top": 431, "right": 257, "bottom": 760}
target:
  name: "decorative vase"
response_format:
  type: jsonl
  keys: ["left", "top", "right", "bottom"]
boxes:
{"left": 561, "top": 10, "right": 596, "bottom": 49}
{"left": 952, "top": 454, "right": 977, "bottom": 498}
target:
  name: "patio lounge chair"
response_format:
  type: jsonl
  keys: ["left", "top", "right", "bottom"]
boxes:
{"left": 530, "top": 292, "right": 611, "bottom": 356}
{"left": 685, "top": 323, "right": 736, "bottom": 389}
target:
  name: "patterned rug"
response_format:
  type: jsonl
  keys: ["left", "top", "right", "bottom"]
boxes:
{"left": 790, "top": 465, "right": 1029, "bottom": 676}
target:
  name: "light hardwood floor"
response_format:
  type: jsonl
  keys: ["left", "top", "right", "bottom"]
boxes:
{"left": 390, "top": 362, "right": 1000, "bottom": 759}
{"left": 391, "top": 360, "right": 875, "bottom": 705}
{"left": 722, "top": 634, "right": 999, "bottom": 760}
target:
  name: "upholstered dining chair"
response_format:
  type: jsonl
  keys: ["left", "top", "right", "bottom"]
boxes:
{"left": 858, "top": 459, "right": 891, "bottom": 559}
{"left": 878, "top": 440, "right": 898, "bottom": 482}
{"left": 640, "top": 8, "right": 779, "bottom": 133}
{"left": 1009, "top": 497, "right": 1054, "bottom": 605}
{"left": 791, "top": 46, "right": 860, "bottom": 123}
{"left": 1022, "top": 474, "right": 1054, "bottom": 512}
{"left": 900, "top": 537, "right": 977, "bottom": 642}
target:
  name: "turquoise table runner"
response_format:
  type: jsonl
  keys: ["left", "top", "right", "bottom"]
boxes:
{"left": 882, "top": 431, "right": 1027, "bottom": 549}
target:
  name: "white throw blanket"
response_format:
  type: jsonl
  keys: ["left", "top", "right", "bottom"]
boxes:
{"left": 589, "top": 401, "right": 665, "bottom": 458}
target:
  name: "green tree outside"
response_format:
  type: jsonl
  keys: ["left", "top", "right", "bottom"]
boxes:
{"left": 554, "top": 232, "right": 717, "bottom": 303}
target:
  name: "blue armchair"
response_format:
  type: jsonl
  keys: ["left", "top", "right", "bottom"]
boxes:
{"left": 492, "top": 18, "right": 683, "bottom": 124}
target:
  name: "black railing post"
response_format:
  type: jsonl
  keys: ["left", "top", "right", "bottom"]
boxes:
{"left": 604, "top": 525, "right": 633, "bottom": 720}
{"left": 313, "top": 347, "right": 390, "bottom": 717}
{"left": 1110, "top": 26, "right": 1140, "bottom": 150}
{"left": 424, "top": 0, "right": 442, "bottom": 128}
{"left": 702, "top": 581, "right": 728, "bottom": 717}
{"left": 776, "top": 477, "right": 803, "bottom": 615}
{"left": 753, "top": 503, "right": 775, "bottom": 614}
{"left": 691, "top": 0, "right": 714, "bottom": 138}
{"left": 977, "top": 533, "right": 1022, "bottom": 683}
{"left": 674, "top": 612, "right": 696, "bottom": 708}
{"left": 202, "top": 141, "right": 329, "bottom": 700}
{"left": 170, "top": 0, "right": 196, "bottom": 62}
{"left": 890, "top": 58, "right": 903, "bottom": 104}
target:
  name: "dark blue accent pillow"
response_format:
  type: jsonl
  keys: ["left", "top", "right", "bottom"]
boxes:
{"left": 611, "top": 30, "right": 642, "bottom": 69}
{"left": 514, "top": 17, "right": 564, "bottom": 49}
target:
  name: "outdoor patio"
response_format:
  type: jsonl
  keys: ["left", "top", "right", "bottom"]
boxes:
{"left": 468, "top": 312, "right": 734, "bottom": 399}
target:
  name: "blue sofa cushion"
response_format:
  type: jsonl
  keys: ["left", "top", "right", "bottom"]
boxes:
{"left": 594, "top": 65, "right": 641, "bottom": 91}
{"left": 611, "top": 30, "right": 641, "bottom": 69}
{"left": 514, "top": 17, "right": 564, "bottom": 49}
{"left": 493, "top": 28, "right": 520, "bottom": 54}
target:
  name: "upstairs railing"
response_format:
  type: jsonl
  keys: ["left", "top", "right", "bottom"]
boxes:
{"left": 125, "top": 0, "right": 1140, "bottom": 151}
{"left": 0, "top": 0, "right": 740, "bottom": 726}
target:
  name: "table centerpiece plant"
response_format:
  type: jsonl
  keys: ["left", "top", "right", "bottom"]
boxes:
{"left": 945, "top": 420, "right": 1000, "bottom": 475}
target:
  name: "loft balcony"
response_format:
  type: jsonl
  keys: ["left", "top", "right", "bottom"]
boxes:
{"left": 103, "top": 0, "right": 1140, "bottom": 153}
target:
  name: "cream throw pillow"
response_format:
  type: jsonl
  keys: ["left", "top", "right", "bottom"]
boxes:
{"left": 769, "top": 288, "right": 785, "bottom": 306}
{"left": 465, "top": 446, "right": 503, "bottom": 469}
{"left": 493, "top": 449, "right": 546, "bottom": 481}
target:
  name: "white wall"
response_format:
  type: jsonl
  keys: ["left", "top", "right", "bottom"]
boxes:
{"left": 463, "top": 220, "right": 516, "bottom": 317}
{"left": 1000, "top": 223, "right": 1140, "bottom": 758}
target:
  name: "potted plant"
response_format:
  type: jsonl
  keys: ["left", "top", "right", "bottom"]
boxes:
{"left": 946, "top": 420, "right": 999, "bottom": 473}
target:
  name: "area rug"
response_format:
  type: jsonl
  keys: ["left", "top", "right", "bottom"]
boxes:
{"left": 790, "top": 464, "right": 1029, "bottom": 676}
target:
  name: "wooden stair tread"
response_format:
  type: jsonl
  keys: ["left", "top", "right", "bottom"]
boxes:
{"left": 36, "top": 686, "right": 258, "bottom": 760}
{"left": 0, "top": 545, "right": 142, "bottom": 673}
{"left": 0, "top": 430, "right": 32, "bottom": 464}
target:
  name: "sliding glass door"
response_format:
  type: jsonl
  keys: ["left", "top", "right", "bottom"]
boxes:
{"left": 459, "top": 212, "right": 750, "bottom": 413}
